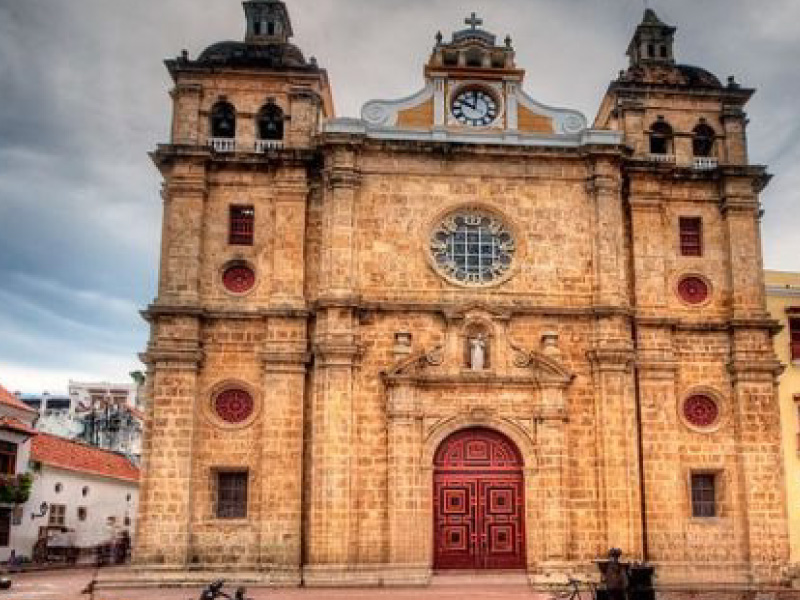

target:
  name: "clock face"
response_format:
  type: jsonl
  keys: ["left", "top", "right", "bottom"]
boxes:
{"left": 451, "top": 88, "right": 498, "bottom": 127}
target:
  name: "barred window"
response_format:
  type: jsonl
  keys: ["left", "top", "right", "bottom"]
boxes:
{"left": 229, "top": 205, "right": 254, "bottom": 246}
{"left": 216, "top": 471, "right": 248, "bottom": 519}
{"left": 691, "top": 473, "right": 717, "bottom": 518}
{"left": 679, "top": 217, "right": 703, "bottom": 257}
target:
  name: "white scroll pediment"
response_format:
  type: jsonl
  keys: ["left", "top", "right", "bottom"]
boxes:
{"left": 361, "top": 83, "right": 435, "bottom": 128}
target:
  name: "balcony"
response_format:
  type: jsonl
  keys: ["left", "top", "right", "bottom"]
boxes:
{"left": 693, "top": 157, "right": 719, "bottom": 170}
{"left": 208, "top": 137, "right": 236, "bottom": 153}
{"left": 647, "top": 153, "right": 676, "bottom": 164}
{"left": 255, "top": 139, "right": 284, "bottom": 153}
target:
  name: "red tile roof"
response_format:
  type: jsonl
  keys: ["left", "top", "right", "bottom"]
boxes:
{"left": 0, "top": 417, "right": 38, "bottom": 437}
{"left": 0, "top": 385, "right": 38, "bottom": 415}
{"left": 31, "top": 433, "right": 140, "bottom": 483}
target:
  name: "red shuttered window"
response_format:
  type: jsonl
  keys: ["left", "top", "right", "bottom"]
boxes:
{"left": 229, "top": 205, "right": 254, "bottom": 246}
{"left": 679, "top": 217, "right": 703, "bottom": 257}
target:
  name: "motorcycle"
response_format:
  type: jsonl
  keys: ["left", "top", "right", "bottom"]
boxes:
{"left": 198, "top": 579, "right": 251, "bottom": 600}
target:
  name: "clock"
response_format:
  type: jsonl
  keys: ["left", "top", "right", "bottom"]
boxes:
{"left": 451, "top": 88, "right": 499, "bottom": 127}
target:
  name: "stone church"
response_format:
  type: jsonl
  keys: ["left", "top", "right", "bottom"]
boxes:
{"left": 130, "top": 0, "right": 790, "bottom": 591}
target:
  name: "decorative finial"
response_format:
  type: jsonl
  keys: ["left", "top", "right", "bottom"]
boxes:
{"left": 465, "top": 12, "right": 483, "bottom": 30}
{"left": 435, "top": 30, "right": 443, "bottom": 45}
{"left": 504, "top": 35, "right": 512, "bottom": 48}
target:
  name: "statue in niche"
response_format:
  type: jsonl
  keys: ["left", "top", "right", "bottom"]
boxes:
{"left": 469, "top": 334, "right": 487, "bottom": 371}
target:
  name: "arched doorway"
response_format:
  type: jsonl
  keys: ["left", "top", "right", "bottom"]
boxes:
{"left": 433, "top": 427, "right": 526, "bottom": 570}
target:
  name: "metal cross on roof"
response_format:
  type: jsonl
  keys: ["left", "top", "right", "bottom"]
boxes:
{"left": 465, "top": 12, "right": 483, "bottom": 30}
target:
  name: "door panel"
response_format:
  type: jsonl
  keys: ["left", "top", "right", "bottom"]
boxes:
{"left": 433, "top": 428, "right": 526, "bottom": 570}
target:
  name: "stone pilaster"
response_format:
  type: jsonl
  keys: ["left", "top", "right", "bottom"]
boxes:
{"left": 319, "top": 147, "right": 360, "bottom": 301}
{"left": 133, "top": 315, "right": 202, "bottom": 567}
{"left": 386, "top": 382, "right": 426, "bottom": 567}
{"left": 590, "top": 157, "right": 628, "bottom": 309}
{"left": 534, "top": 384, "right": 570, "bottom": 562}
{"left": 271, "top": 170, "right": 308, "bottom": 309}
{"left": 257, "top": 318, "right": 308, "bottom": 584}
{"left": 157, "top": 165, "right": 208, "bottom": 305}
{"left": 720, "top": 175, "right": 768, "bottom": 321}
{"left": 169, "top": 83, "right": 202, "bottom": 145}
{"left": 589, "top": 347, "right": 643, "bottom": 559}
{"left": 304, "top": 308, "right": 360, "bottom": 577}
{"left": 728, "top": 347, "right": 789, "bottom": 584}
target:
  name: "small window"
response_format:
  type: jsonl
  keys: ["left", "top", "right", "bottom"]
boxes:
{"left": 49, "top": 504, "right": 66, "bottom": 527}
{"left": 124, "top": 515, "right": 131, "bottom": 527}
{"left": 679, "top": 217, "right": 703, "bottom": 257}
{"left": 267, "top": 21, "right": 276, "bottom": 36}
{"left": 647, "top": 44, "right": 655, "bottom": 58}
{"left": 691, "top": 473, "right": 717, "bottom": 518}
{"left": 82, "top": 486, "right": 90, "bottom": 497}
{"left": 77, "top": 507, "right": 88, "bottom": 521}
{"left": 0, "top": 509, "right": 10, "bottom": 547}
{"left": 659, "top": 45, "right": 668, "bottom": 58}
{"left": 257, "top": 103, "right": 284, "bottom": 141}
{"left": 54, "top": 483, "right": 63, "bottom": 494}
{"left": 790, "top": 318, "right": 800, "bottom": 362}
{"left": 229, "top": 205, "right": 255, "bottom": 246}
{"left": 693, "top": 124, "right": 716, "bottom": 158}
{"left": 649, "top": 120, "right": 673, "bottom": 155}
{"left": 216, "top": 471, "right": 248, "bottom": 519}
{"left": 210, "top": 101, "right": 236, "bottom": 139}
{"left": 0, "top": 442, "right": 17, "bottom": 476}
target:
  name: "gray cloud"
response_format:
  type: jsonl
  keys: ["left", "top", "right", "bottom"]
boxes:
{"left": 0, "top": 0, "right": 797, "bottom": 391}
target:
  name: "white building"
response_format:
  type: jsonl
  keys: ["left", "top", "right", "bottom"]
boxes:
{"left": 17, "top": 381, "right": 144, "bottom": 462}
{"left": 0, "top": 384, "right": 39, "bottom": 563}
{"left": 14, "top": 432, "right": 140, "bottom": 562}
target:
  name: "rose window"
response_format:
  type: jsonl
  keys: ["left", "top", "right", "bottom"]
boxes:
{"left": 222, "top": 264, "right": 256, "bottom": 294}
{"left": 430, "top": 210, "right": 515, "bottom": 286}
{"left": 214, "top": 389, "right": 254, "bottom": 424}
{"left": 678, "top": 276, "right": 709, "bottom": 305}
{"left": 683, "top": 394, "right": 719, "bottom": 429}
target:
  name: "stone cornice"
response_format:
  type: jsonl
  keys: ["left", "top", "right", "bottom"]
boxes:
{"left": 151, "top": 143, "right": 318, "bottom": 172}
{"left": 143, "top": 304, "right": 310, "bottom": 320}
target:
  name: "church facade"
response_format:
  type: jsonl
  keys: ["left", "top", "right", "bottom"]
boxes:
{"left": 132, "top": 1, "right": 790, "bottom": 590}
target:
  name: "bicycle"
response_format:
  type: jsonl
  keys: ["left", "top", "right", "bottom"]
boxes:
{"left": 550, "top": 577, "right": 597, "bottom": 600}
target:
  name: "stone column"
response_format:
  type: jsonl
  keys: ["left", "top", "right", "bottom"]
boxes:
{"left": 258, "top": 317, "right": 308, "bottom": 584}
{"left": 133, "top": 316, "right": 202, "bottom": 567}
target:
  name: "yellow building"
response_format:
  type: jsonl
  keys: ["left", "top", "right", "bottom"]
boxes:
{"left": 766, "top": 270, "right": 800, "bottom": 563}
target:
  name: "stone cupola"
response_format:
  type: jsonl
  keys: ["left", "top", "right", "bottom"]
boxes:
{"left": 243, "top": 0, "right": 294, "bottom": 44}
{"left": 627, "top": 8, "right": 676, "bottom": 66}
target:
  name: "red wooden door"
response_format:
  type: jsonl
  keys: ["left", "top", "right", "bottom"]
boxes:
{"left": 433, "top": 428, "right": 526, "bottom": 570}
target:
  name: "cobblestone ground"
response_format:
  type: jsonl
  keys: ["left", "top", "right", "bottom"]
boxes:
{"left": 2, "top": 569, "right": 556, "bottom": 600}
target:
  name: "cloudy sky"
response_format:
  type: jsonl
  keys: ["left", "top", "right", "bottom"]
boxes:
{"left": 0, "top": 0, "right": 798, "bottom": 393}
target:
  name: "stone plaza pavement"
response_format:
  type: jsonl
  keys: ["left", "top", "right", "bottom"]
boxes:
{"left": 4, "top": 569, "right": 557, "bottom": 600}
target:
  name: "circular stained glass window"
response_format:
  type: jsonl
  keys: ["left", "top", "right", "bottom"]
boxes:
{"left": 683, "top": 394, "right": 719, "bottom": 429}
{"left": 214, "top": 389, "right": 254, "bottom": 424}
{"left": 678, "top": 275, "right": 709, "bottom": 305}
{"left": 222, "top": 264, "right": 256, "bottom": 294}
{"left": 430, "top": 210, "right": 515, "bottom": 286}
